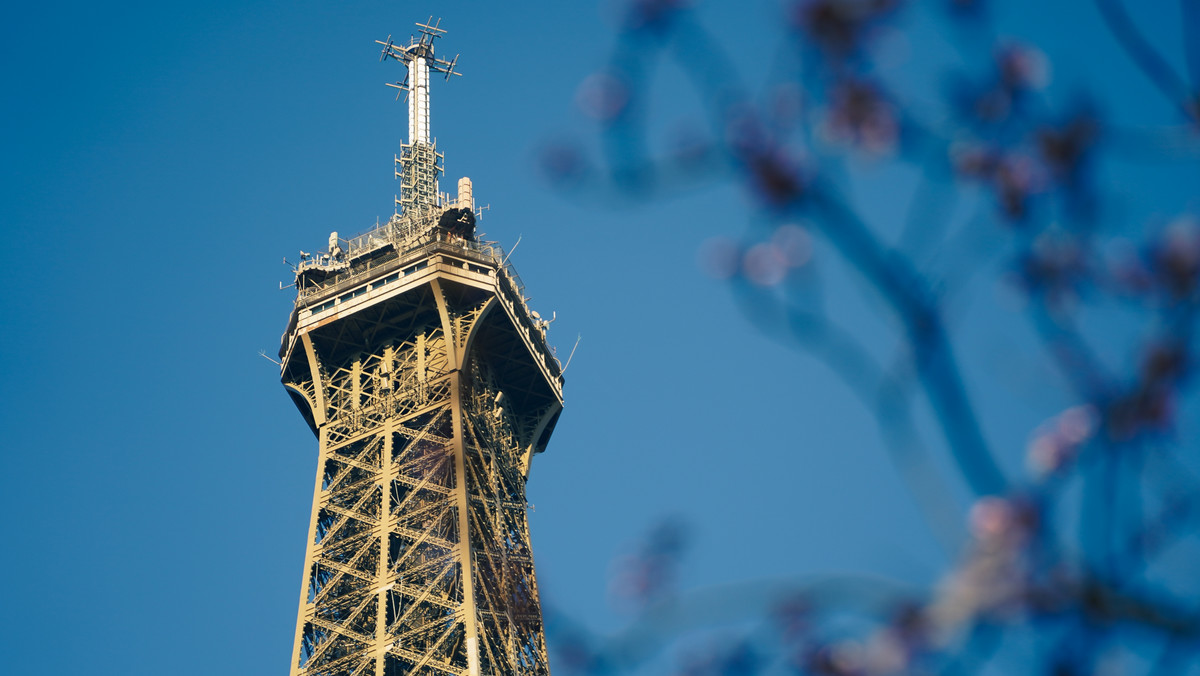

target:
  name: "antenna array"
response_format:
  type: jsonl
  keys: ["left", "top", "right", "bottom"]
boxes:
{"left": 375, "top": 18, "right": 462, "bottom": 217}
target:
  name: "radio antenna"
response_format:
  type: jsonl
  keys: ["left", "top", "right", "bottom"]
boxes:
{"left": 375, "top": 18, "right": 462, "bottom": 217}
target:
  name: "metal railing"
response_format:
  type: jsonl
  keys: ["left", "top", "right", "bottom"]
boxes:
{"left": 299, "top": 210, "right": 520, "bottom": 270}
{"left": 296, "top": 230, "right": 527, "bottom": 301}
{"left": 291, "top": 210, "right": 560, "bottom": 383}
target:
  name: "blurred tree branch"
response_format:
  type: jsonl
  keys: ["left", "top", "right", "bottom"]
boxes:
{"left": 541, "top": 0, "right": 1200, "bottom": 673}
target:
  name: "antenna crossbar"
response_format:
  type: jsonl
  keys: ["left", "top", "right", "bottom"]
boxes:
{"left": 416, "top": 16, "right": 446, "bottom": 42}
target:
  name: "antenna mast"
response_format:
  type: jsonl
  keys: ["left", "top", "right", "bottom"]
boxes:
{"left": 376, "top": 18, "right": 462, "bottom": 218}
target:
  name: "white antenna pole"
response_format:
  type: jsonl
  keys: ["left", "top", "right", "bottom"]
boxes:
{"left": 409, "top": 56, "right": 430, "bottom": 145}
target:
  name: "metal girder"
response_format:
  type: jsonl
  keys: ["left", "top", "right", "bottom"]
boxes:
{"left": 283, "top": 273, "right": 560, "bottom": 676}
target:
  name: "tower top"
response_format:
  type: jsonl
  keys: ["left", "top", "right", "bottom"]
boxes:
{"left": 376, "top": 18, "right": 462, "bottom": 146}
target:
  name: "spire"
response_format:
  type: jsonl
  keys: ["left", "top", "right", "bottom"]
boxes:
{"left": 376, "top": 18, "right": 462, "bottom": 217}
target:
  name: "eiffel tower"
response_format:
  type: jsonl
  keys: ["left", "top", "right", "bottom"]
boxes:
{"left": 277, "top": 20, "right": 564, "bottom": 676}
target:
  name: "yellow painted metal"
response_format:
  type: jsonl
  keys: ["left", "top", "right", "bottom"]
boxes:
{"left": 281, "top": 244, "right": 563, "bottom": 676}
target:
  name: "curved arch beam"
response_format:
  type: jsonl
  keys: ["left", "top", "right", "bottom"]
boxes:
{"left": 460, "top": 296, "right": 498, "bottom": 365}
{"left": 521, "top": 402, "right": 563, "bottom": 478}
{"left": 282, "top": 382, "right": 319, "bottom": 436}
{"left": 429, "top": 279, "right": 458, "bottom": 372}
{"left": 301, "top": 332, "right": 328, "bottom": 427}
{"left": 282, "top": 382, "right": 315, "bottom": 411}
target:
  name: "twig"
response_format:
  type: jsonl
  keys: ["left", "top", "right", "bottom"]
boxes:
{"left": 1181, "top": 0, "right": 1200, "bottom": 92}
{"left": 807, "top": 186, "right": 1008, "bottom": 497}
{"left": 731, "top": 279, "right": 965, "bottom": 551}
{"left": 1094, "top": 0, "right": 1198, "bottom": 123}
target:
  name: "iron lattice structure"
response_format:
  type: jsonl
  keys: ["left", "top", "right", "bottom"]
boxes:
{"left": 397, "top": 141, "right": 443, "bottom": 218}
{"left": 278, "top": 21, "right": 564, "bottom": 676}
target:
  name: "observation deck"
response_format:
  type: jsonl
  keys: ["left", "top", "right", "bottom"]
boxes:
{"left": 279, "top": 208, "right": 564, "bottom": 404}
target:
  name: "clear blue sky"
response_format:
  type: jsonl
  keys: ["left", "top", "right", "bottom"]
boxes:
{"left": 2, "top": 1, "right": 1196, "bottom": 674}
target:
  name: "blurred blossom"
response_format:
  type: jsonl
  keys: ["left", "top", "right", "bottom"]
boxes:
{"left": 880, "top": 602, "right": 931, "bottom": 670}
{"left": 1026, "top": 405, "right": 1098, "bottom": 478}
{"left": 769, "top": 83, "right": 807, "bottom": 131}
{"left": 725, "top": 106, "right": 771, "bottom": 156}
{"left": 1140, "top": 340, "right": 1188, "bottom": 388}
{"left": 722, "top": 106, "right": 811, "bottom": 205}
{"left": 789, "top": 0, "right": 901, "bottom": 58}
{"left": 930, "top": 497, "right": 1038, "bottom": 635}
{"left": 995, "top": 43, "right": 1051, "bottom": 91}
{"left": 780, "top": 601, "right": 928, "bottom": 676}
{"left": 945, "top": 0, "right": 986, "bottom": 18}
{"left": 801, "top": 617, "right": 923, "bottom": 676}
{"left": 1151, "top": 215, "right": 1200, "bottom": 301}
{"left": 553, "top": 630, "right": 599, "bottom": 675}
{"left": 537, "top": 140, "right": 590, "bottom": 185}
{"left": 889, "top": 602, "right": 928, "bottom": 644}
{"left": 801, "top": 641, "right": 865, "bottom": 676}
{"left": 707, "top": 226, "right": 812, "bottom": 287}
{"left": 773, "top": 594, "right": 812, "bottom": 642}
{"left": 949, "top": 141, "right": 998, "bottom": 178}
{"left": 576, "top": 71, "right": 632, "bottom": 122}
{"left": 968, "top": 496, "right": 1022, "bottom": 544}
{"left": 949, "top": 43, "right": 1048, "bottom": 128}
{"left": 699, "top": 237, "right": 742, "bottom": 280}
{"left": 860, "top": 628, "right": 910, "bottom": 674}
{"left": 1058, "top": 405, "right": 1098, "bottom": 444}
{"left": 1103, "top": 238, "right": 1152, "bottom": 294}
{"left": 723, "top": 107, "right": 812, "bottom": 207}
{"left": 1099, "top": 339, "right": 1191, "bottom": 442}
{"left": 668, "top": 123, "right": 716, "bottom": 167}
{"left": 740, "top": 144, "right": 808, "bottom": 207}
{"left": 866, "top": 27, "right": 911, "bottom": 73}
{"left": 824, "top": 79, "right": 900, "bottom": 153}
{"left": 608, "top": 518, "right": 689, "bottom": 609}
{"left": 679, "top": 641, "right": 758, "bottom": 676}
{"left": 953, "top": 144, "right": 1047, "bottom": 220}
{"left": 950, "top": 79, "right": 1011, "bottom": 126}
{"left": 773, "top": 224, "right": 814, "bottom": 268}
{"left": 622, "top": 0, "right": 690, "bottom": 34}
{"left": 1105, "top": 382, "right": 1176, "bottom": 443}
{"left": 1137, "top": 493, "right": 1191, "bottom": 555}
{"left": 992, "top": 154, "right": 1045, "bottom": 220}
{"left": 971, "top": 495, "right": 1037, "bottom": 558}
{"left": 744, "top": 243, "right": 790, "bottom": 286}
{"left": 1018, "top": 229, "right": 1087, "bottom": 305}
{"left": 1036, "top": 111, "right": 1099, "bottom": 184}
